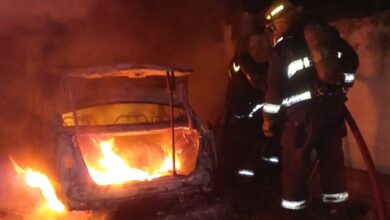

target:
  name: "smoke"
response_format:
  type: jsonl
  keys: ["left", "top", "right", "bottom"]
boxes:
{"left": 0, "top": 0, "right": 229, "bottom": 218}
{"left": 0, "top": 0, "right": 226, "bottom": 151}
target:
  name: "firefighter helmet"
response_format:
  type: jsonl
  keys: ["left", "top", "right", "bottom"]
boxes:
{"left": 264, "top": 0, "right": 295, "bottom": 22}
{"left": 264, "top": 0, "right": 303, "bottom": 41}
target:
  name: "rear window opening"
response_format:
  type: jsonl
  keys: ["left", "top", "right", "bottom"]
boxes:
{"left": 62, "top": 103, "right": 187, "bottom": 126}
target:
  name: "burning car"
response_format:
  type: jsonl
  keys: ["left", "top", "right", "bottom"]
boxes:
{"left": 54, "top": 64, "right": 217, "bottom": 210}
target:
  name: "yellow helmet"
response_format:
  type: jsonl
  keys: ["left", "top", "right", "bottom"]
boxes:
{"left": 264, "top": 0, "right": 295, "bottom": 21}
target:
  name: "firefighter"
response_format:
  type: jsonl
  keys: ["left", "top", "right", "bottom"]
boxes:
{"left": 226, "top": 23, "right": 283, "bottom": 180}
{"left": 262, "top": 0, "right": 358, "bottom": 219}
{"left": 222, "top": 9, "right": 280, "bottom": 180}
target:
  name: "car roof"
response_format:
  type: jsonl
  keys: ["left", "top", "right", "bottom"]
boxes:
{"left": 65, "top": 64, "right": 193, "bottom": 79}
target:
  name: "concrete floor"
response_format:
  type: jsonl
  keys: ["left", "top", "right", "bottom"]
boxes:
{"left": 1, "top": 157, "right": 388, "bottom": 220}
{"left": 109, "top": 168, "right": 389, "bottom": 220}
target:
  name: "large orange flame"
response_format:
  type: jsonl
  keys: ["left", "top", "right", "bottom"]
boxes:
{"left": 85, "top": 138, "right": 180, "bottom": 185}
{"left": 10, "top": 158, "right": 65, "bottom": 213}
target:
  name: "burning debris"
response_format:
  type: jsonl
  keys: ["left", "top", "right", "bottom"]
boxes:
{"left": 11, "top": 157, "right": 65, "bottom": 213}
{"left": 78, "top": 134, "right": 190, "bottom": 185}
{"left": 0, "top": 157, "right": 108, "bottom": 220}
{"left": 83, "top": 137, "right": 178, "bottom": 185}
{"left": 2, "top": 158, "right": 67, "bottom": 220}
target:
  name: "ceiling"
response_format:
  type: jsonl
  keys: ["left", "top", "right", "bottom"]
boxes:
{"left": 239, "top": 0, "right": 390, "bottom": 20}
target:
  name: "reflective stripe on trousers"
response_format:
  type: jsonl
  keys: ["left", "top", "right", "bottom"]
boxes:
{"left": 281, "top": 199, "right": 307, "bottom": 210}
{"left": 323, "top": 192, "right": 349, "bottom": 203}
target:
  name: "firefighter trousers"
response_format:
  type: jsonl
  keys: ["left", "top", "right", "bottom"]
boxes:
{"left": 280, "top": 93, "right": 348, "bottom": 209}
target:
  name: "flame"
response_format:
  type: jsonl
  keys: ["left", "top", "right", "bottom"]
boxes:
{"left": 85, "top": 138, "right": 180, "bottom": 185}
{"left": 11, "top": 158, "right": 65, "bottom": 213}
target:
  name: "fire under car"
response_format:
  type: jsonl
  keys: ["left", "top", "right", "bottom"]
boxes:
{"left": 54, "top": 64, "right": 217, "bottom": 210}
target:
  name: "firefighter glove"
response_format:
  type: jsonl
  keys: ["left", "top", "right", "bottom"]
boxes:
{"left": 262, "top": 116, "right": 280, "bottom": 138}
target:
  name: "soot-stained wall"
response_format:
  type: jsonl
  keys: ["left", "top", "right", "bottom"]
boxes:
{"left": 332, "top": 10, "right": 390, "bottom": 174}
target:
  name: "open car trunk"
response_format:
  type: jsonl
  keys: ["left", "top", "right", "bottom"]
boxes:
{"left": 55, "top": 65, "right": 216, "bottom": 210}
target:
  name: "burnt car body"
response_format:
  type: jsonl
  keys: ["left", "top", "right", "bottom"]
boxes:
{"left": 54, "top": 64, "right": 217, "bottom": 210}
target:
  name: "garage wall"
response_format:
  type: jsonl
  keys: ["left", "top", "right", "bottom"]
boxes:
{"left": 331, "top": 10, "right": 390, "bottom": 174}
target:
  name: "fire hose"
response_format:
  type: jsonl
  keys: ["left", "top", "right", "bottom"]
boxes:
{"left": 309, "top": 106, "right": 387, "bottom": 220}
{"left": 343, "top": 105, "right": 387, "bottom": 220}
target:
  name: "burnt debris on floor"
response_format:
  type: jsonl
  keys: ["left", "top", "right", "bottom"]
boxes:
{"left": 109, "top": 169, "right": 375, "bottom": 220}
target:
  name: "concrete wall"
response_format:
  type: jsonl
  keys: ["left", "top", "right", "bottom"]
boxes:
{"left": 331, "top": 10, "right": 390, "bottom": 174}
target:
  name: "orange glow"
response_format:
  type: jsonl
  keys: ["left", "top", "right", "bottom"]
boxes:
{"left": 11, "top": 158, "right": 65, "bottom": 213}
{"left": 85, "top": 138, "right": 181, "bottom": 185}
